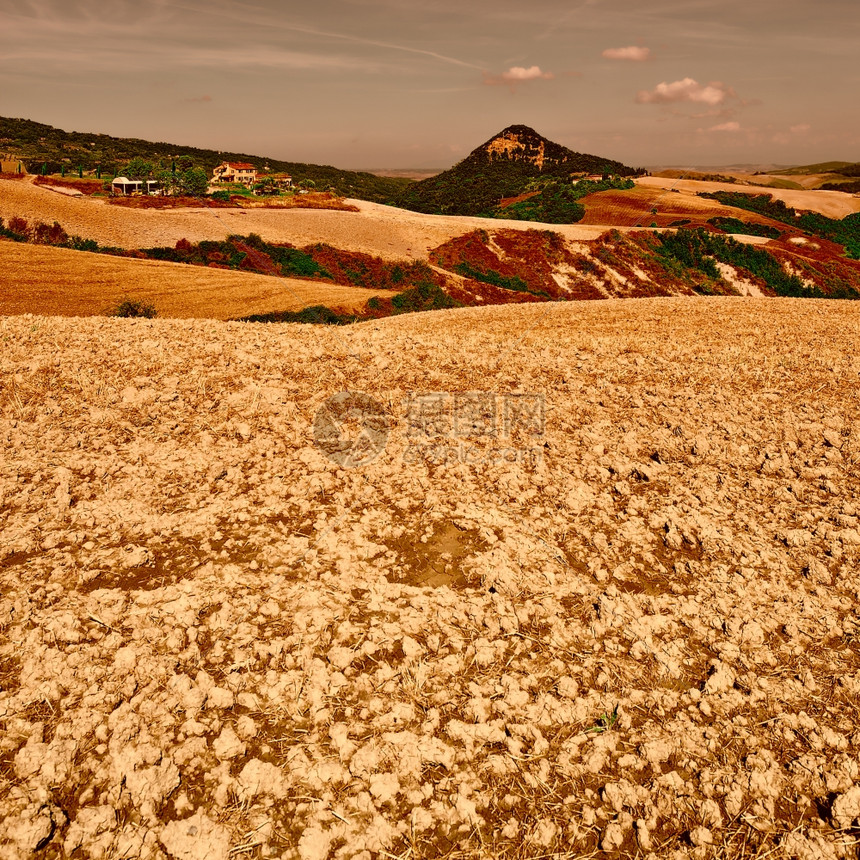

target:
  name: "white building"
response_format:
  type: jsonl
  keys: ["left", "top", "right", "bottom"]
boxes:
{"left": 212, "top": 162, "right": 258, "bottom": 185}
{"left": 111, "top": 177, "right": 160, "bottom": 195}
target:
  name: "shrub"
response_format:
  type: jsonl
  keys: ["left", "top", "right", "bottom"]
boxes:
{"left": 392, "top": 280, "right": 463, "bottom": 313}
{"left": 33, "top": 221, "right": 69, "bottom": 245}
{"left": 653, "top": 227, "right": 855, "bottom": 297}
{"left": 240, "top": 305, "right": 354, "bottom": 325}
{"left": 0, "top": 217, "right": 28, "bottom": 242}
{"left": 7, "top": 216, "right": 30, "bottom": 238}
{"left": 453, "top": 261, "right": 530, "bottom": 293}
{"left": 700, "top": 191, "right": 860, "bottom": 259}
{"left": 267, "top": 245, "right": 333, "bottom": 279}
{"left": 68, "top": 236, "right": 100, "bottom": 252}
{"left": 113, "top": 299, "right": 157, "bottom": 318}
{"left": 241, "top": 233, "right": 266, "bottom": 251}
{"left": 707, "top": 217, "right": 781, "bottom": 239}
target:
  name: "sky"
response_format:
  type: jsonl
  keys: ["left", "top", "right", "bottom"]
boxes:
{"left": 1, "top": 0, "right": 858, "bottom": 170}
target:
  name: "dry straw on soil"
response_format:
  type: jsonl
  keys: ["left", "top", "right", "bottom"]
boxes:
{"left": 1, "top": 298, "right": 860, "bottom": 860}
{"left": 0, "top": 243, "right": 389, "bottom": 319}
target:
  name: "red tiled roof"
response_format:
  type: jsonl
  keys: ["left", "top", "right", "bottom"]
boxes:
{"left": 225, "top": 162, "right": 255, "bottom": 170}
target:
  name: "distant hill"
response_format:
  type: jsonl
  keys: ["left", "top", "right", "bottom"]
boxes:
{"left": 769, "top": 161, "right": 858, "bottom": 176}
{"left": 0, "top": 116, "right": 412, "bottom": 203}
{"left": 395, "top": 125, "right": 641, "bottom": 219}
{"left": 765, "top": 159, "right": 860, "bottom": 194}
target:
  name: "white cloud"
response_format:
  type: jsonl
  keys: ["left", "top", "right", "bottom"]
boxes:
{"left": 636, "top": 77, "right": 734, "bottom": 107}
{"left": 710, "top": 121, "right": 740, "bottom": 132}
{"left": 602, "top": 46, "right": 651, "bottom": 61}
{"left": 484, "top": 65, "right": 555, "bottom": 87}
{"left": 503, "top": 65, "right": 554, "bottom": 82}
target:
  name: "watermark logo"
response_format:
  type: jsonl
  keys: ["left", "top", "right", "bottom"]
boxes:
{"left": 403, "top": 392, "right": 545, "bottom": 468}
{"left": 313, "top": 390, "right": 545, "bottom": 468}
{"left": 313, "top": 391, "right": 390, "bottom": 468}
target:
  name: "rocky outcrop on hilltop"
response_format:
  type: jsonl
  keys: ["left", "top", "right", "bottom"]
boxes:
{"left": 395, "top": 125, "right": 638, "bottom": 217}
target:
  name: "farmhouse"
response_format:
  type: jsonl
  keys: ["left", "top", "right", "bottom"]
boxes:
{"left": 213, "top": 162, "right": 258, "bottom": 185}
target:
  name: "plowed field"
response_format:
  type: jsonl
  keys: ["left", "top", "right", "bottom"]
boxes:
{"left": 2, "top": 299, "right": 860, "bottom": 859}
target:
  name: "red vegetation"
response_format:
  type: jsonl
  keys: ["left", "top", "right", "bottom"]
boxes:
{"left": 107, "top": 191, "right": 358, "bottom": 211}
{"left": 108, "top": 196, "right": 236, "bottom": 209}
{"left": 767, "top": 236, "right": 860, "bottom": 295}
{"left": 232, "top": 241, "right": 283, "bottom": 278}
{"left": 302, "top": 245, "right": 431, "bottom": 290}
{"left": 32, "top": 221, "right": 70, "bottom": 245}
{"left": 34, "top": 176, "right": 104, "bottom": 195}
{"left": 7, "top": 216, "right": 30, "bottom": 236}
{"left": 498, "top": 190, "right": 541, "bottom": 208}
{"left": 1, "top": 217, "right": 69, "bottom": 246}
{"left": 430, "top": 228, "right": 733, "bottom": 302}
{"left": 432, "top": 229, "right": 608, "bottom": 300}
{"left": 445, "top": 279, "right": 543, "bottom": 306}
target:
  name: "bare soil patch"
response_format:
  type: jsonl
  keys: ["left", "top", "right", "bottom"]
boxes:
{"left": 1, "top": 299, "right": 860, "bottom": 858}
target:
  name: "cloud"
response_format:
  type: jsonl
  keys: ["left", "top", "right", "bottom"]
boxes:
{"left": 183, "top": 95, "right": 212, "bottom": 103}
{"left": 484, "top": 65, "right": 555, "bottom": 87}
{"left": 709, "top": 121, "right": 740, "bottom": 132}
{"left": 636, "top": 77, "right": 735, "bottom": 107}
{"left": 790, "top": 123, "right": 811, "bottom": 134}
{"left": 602, "top": 46, "right": 651, "bottom": 61}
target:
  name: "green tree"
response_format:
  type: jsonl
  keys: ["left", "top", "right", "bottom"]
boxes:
{"left": 155, "top": 169, "right": 177, "bottom": 196}
{"left": 125, "top": 158, "right": 155, "bottom": 180}
{"left": 179, "top": 168, "right": 209, "bottom": 197}
{"left": 124, "top": 158, "right": 155, "bottom": 194}
{"left": 253, "top": 176, "right": 278, "bottom": 195}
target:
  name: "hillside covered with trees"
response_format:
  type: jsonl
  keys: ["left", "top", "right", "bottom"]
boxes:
{"left": 0, "top": 116, "right": 412, "bottom": 203}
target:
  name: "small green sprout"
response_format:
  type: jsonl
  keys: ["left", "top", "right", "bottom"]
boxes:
{"left": 587, "top": 704, "right": 619, "bottom": 734}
